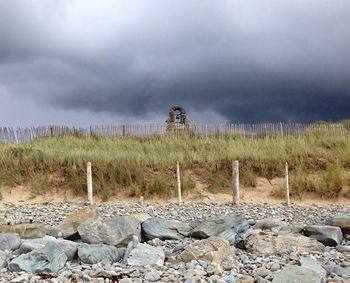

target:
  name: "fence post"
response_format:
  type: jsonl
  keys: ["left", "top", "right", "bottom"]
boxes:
{"left": 285, "top": 162, "right": 290, "bottom": 206}
{"left": 232, "top": 160, "right": 240, "bottom": 205}
{"left": 122, "top": 125, "right": 126, "bottom": 137}
{"left": 87, "top": 162, "right": 93, "bottom": 206}
{"left": 176, "top": 161, "right": 182, "bottom": 205}
{"left": 280, "top": 122, "right": 283, "bottom": 137}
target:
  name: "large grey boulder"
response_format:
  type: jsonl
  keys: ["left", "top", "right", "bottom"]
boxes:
{"left": 272, "top": 265, "right": 324, "bottom": 283}
{"left": 189, "top": 214, "right": 251, "bottom": 247}
{"left": 325, "top": 215, "right": 350, "bottom": 235}
{"left": 303, "top": 225, "right": 343, "bottom": 247}
{"left": 49, "top": 206, "right": 97, "bottom": 239}
{"left": 127, "top": 243, "right": 165, "bottom": 266}
{"left": 142, "top": 218, "right": 192, "bottom": 241}
{"left": 78, "top": 243, "right": 120, "bottom": 264}
{"left": 9, "top": 241, "right": 67, "bottom": 273}
{"left": 19, "top": 236, "right": 78, "bottom": 260}
{"left": 77, "top": 215, "right": 140, "bottom": 247}
{"left": 300, "top": 256, "right": 326, "bottom": 282}
{"left": 0, "top": 233, "right": 21, "bottom": 251}
{"left": 246, "top": 232, "right": 325, "bottom": 256}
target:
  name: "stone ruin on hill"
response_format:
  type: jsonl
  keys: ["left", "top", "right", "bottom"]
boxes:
{"left": 166, "top": 106, "right": 189, "bottom": 132}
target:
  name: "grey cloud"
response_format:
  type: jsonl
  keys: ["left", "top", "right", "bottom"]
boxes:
{"left": 0, "top": 0, "right": 350, "bottom": 124}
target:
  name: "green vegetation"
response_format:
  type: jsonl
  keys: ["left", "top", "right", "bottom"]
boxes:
{"left": 0, "top": 132, "right": 350, "bottom": 200}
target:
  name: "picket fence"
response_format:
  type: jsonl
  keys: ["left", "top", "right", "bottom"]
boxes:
{"left": 0, "top": 123, "right": 348, "bottom": 143}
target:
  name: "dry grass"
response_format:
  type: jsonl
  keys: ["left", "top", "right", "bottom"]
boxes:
{"left": 0, "top": 133, "right": 350, "bottom": 200}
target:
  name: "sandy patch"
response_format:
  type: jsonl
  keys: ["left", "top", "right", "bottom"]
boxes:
{"left": 1, "top": 177, "right": 350, "bottom": 206}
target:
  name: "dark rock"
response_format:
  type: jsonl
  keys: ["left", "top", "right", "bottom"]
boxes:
{"left": 325, "top": 215, "right": 350, "bottom": 235}
{"left": 189, "top": 214, "right": 251, "bottom": 247}
{"left": 77, "top": 215, "right": 140, "bottom": 247}
{"left": 77, "top": 243, "right": 120, "bottom": 264}
{"left": 9, "top": 241, "right": 67, "bottom": 273}
{"left": 303, "top": 225, "right": 343, "bottom": 246}
{"left": 19, "top": 236, "right": 78, "bottom": 260}
{"left": 142, "top": 218, "right": 191, "bottom": 241}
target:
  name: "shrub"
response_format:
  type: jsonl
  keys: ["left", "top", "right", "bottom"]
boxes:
{"left": 206, "top": 173, "right": 230, "bottom": 193}
{"left": 181, "top": 175, "right": 196, "bottom": 195}
{"left": 30, "top": 173, "right": 50, "bottom": 195}
{"left": 315, "top": 164, "right": 343, "bottom": 198}
{"left": 290, "top": 170, "right": 307, "bottom": 199}
{"left": 241, "top": 169, "right": 257, "bottom": 187}
{"left": 270, "top": 185, "right": 285, "bottom": 199}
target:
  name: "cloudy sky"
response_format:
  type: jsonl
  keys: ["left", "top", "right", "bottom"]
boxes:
{"left": 0, "top": 0, "right": 349, "bottom": 126}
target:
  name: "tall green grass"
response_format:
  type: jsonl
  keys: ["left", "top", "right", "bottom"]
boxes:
{"left": 0, "top": 133, "right": 350, "bottom": 200}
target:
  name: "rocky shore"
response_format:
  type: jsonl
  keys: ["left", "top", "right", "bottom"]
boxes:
{"left": 0, "top": 201, "right": 349, "bottom": 282}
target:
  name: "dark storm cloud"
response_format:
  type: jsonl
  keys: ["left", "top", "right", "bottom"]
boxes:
{"left": 0, "top": 0, "right": 350, "bottom": 123}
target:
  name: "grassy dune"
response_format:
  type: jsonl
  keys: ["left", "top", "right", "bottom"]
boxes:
{"left": 0, "top": 133, "right": 350, "bottom": 201}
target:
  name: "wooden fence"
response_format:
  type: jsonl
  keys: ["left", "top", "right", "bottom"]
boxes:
{"left": 0, "top": 123, "right": 349, "bottom": 143}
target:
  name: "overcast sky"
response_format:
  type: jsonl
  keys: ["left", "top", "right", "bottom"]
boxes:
{"left": 0, "top": 0, "right": 349, "bottom": 126}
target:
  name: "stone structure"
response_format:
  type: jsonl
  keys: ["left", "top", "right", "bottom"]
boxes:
{"left": 166, "top": 106, "right": 189, "bottom": 132}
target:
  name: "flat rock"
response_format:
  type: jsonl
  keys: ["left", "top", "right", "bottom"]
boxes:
{"left": 189, "top": 214, "right": 252, "bottom": 247}
{"left": 51, "top": 206, "right": 97, "bottom": 239}
{"left": 77, "top": 215, "right": 140, "bottom": 247}
{"left": 303, "top": 225, "right": 343, "bottom": 246}
{"left": 9, "top": 241, "right": 67, "bottom": 273}
{"left": 77, "top": 243, "right": 120, "bottom": 264}
{"left": 19, "top": 235, "right": 78, "bottom": 260}
{"left": 127, "top": 243, "right": 165, "bottom": 266}
{"left": 254, "top": 218, "right": 290, "bottom": 231}
{"left": 178, "top": 237, "right": 233, "bottom": 264}
{"left": 300, "top": 256, "right": 326, "bottom": 282}
{"left": 325, "top": 216, "right": 350, "bottom": 235}
{"left": 0, "top": 232, "right": 21, "bottom": 251}
{"left": 0, "top": 223, "right": 47, "bottom": 239}
{"left": 272, "top": 265, "right": 324, "bottom": 283}
{"left": 245, "top": 232, "right": 325, "bottom": 256}
{"left": 141, "top": 218, "right": 191, "bottom": 241}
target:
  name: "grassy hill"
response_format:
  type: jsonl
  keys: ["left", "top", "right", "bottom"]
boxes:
{"left": 0, "top": 133, "right": 350, "bottom": 201}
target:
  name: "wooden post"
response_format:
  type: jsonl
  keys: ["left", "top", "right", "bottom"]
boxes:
{"left": 280, "top": 122, "right": 283, "bottom": 137}
{"left": 176, "top": 161, "right": 182, "bottom": 205}
{"left": 285, "top": 162, "right": 290, "bottom": 206}
{"left": 232, "top": 160, "right": 240, "bottom": 204}
{"left": 87, "top": 162, "right": 93, "bottom": 205}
